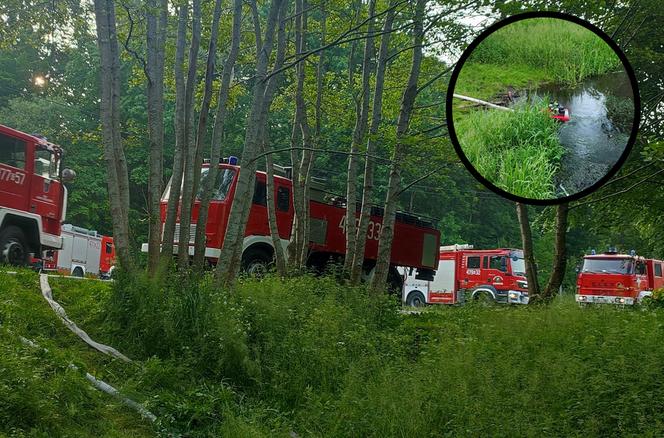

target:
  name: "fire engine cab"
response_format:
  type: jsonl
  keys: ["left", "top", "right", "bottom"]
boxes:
{"left": 145, "top": 160, "right": 440, "bottom": 288}
{"left": 401, "top": 244, "right": 529, "bottom": 306}
{"left": 0, "top": 124, "right": 74, "bottom": 266}
{"left": 576, "top": 249, "right": 664, "bottom": 305}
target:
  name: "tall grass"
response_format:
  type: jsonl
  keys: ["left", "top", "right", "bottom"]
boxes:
{"left": 469, "top": 18, "right": 620, "bottom": 85}
{"left": 8, "top": 269, "right": 664, "bottom": 436}
{"left": 455, "top": 102, "right": 564, "bottom": 199}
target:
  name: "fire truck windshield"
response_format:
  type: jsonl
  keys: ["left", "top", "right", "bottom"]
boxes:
{"left": 196, "top": 167, "right": 235, "bottom": 201}
{"left": 582, "top": 258, "right": 634, "bottom": 274}
{"left": 161, "top": 168, "right": 236, "bottom": 201}
{"left": 510, "top": 253, "right": 526, "bottom": 276}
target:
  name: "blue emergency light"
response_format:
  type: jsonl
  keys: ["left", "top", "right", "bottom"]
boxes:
{"left": 228, "top": 156, "right": 238, "bottom": 165}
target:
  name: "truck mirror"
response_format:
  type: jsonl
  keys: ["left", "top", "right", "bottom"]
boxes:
{"left": 61, "top": 168, "right": 76, "bottom": 183}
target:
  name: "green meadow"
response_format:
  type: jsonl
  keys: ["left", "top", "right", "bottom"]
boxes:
{"left": 4, "top": 269, "right": 664, "bottom": 436}
{"left": 453, "top": 18, "right": 621, "bottom": 199}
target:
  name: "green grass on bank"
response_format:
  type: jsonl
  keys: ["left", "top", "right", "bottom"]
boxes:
{"left": 455, "top": 103, "right": 564, "bottom": 199}
{"left": 5, "top": 269, "right": 664, "bottom": 436}
{"left": 465, "top": 18, "right": 620, "bottom": 88}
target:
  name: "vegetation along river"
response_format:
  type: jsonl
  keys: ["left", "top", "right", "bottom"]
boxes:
{"left": 526, "top": 72, "right": 634, "bottom": 196}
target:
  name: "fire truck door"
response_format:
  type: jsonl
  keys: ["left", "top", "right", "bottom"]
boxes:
{"left": 30, "top": 148, "right": 62, "bottom": 233}
{"left": 428, "top": 258, "right": 456, "bottom": 303}
{"left": 0, "top": 133, "right": 30, "bottom": 210}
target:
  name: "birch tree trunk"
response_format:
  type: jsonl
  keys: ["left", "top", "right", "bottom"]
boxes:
{"left": 145, "top": 0, "right": 168, "bottom": 277}
{"left": 516, "top": 202, "right": 542, "bottom": 302}
{"left": 177, "top": 0, "right": 202, "bottom": 268}
{"left": 93, "top": 0, "right": 133, "bottom": 272}
{"left": 369, "top": 0, "right": 425, "bottom": 292}
{"left": 288, "top": 0, "right": 313, "bottom": 269}
{"left": 215, "top": 0, "right": 284, "bottom": 287}
{"left": 260, "top": 0, "right": 289, "bottom": 276}
{"left": 192, "top": 0, "right": 243, "bottom": 270}
{"left": 349, "top": 0, "right": 395, "bottom": 285}
{"left": 343, "top": 0, "right": 376, "bottom": 275}
{"left": 161, "top": 4, "right": 188, "bottom": 264}
{"left": 543, "top": 202, "right": 569, "bottom": 301}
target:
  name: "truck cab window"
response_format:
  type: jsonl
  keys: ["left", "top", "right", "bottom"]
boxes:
{"left": 35, "top": 148, "right": 58, "bottom": 179}
{"left": 489, "top": 255, "right": 507, "bottom": 272}
{"left": 105, "top": 242, "right": 113, "bottom": 254}
{"left": 636, "top": 262, "right": 646, "bottom": 275}
{"left": 467, "top": 256, "right": 480, "bottom": 269}
{"left": 193, "top": 167, "right": 236, "bottom": 201}
{"left": 0, "top": 133, "right": 26, "bottom": 169}
{"left": 277, "top": 186, "right": 290, "bottom": 212}
{"left": 655, "top": 264, "right": 663, "bottom": 277}
{"left": 253, "top": 181, "right": 267, "bottom": 206}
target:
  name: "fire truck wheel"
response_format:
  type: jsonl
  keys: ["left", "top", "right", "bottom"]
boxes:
{"left": 242, "top": 247, "right": 272, "bottom": 277}
{"left": 72, "top": 266, "right": 84, "bottom": 278}
{"left": 406, "top": 291, "right": 426, "bottom": 307}
{"left": 0, "top": 226, "right": 29, "bottom": 267}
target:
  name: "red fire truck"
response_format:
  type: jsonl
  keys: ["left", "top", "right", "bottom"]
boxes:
{"left": 401, "top": 244, "right": 529, "bottom": 306}
{"left": 0, "top": 124, "right": 74, "bottom": 266}
{"left": 576, "top": 249, "right": 664, "bottom": 305}
{"left": 40, "top": 224, "right": 116, "bottom": 278}
{"left": 144, "top": 159, "right": 440, "bottom": 288}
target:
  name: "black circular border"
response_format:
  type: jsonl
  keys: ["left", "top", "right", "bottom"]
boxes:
{"left": 446, "top": 11, "right": 641, "bottom": 206}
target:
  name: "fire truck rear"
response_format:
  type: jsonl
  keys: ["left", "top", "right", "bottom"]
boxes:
{"left": 0, "top": 124, "right": 74, "bottom": 266}
{"left": 576, "top": 249, "right": 664, "bottom": 305}
{"left": 402, "top": 244, "right": 529, "bottom": 306}
{"left": 146, "top": 160, "right": 440, "bottom": 288}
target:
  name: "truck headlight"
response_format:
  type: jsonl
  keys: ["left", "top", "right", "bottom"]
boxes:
{"left": 509, "top": 292, "right": 518, "bottom": 300}
{"left": 577, "top": 295, "right": 587, "bottom": 301}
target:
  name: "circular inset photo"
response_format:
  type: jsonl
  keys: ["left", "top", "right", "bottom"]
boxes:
{"left": 447, "top": 12, "right": 640, "bottom": 204}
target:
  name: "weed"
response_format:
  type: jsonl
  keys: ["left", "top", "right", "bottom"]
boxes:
{"left": 455, "top": 102, "right": 564, "bottom": 199}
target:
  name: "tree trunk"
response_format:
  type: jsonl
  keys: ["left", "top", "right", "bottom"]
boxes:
{"left": 215, "top": 0, "right": 283, "bottom": 287}
{"left": 343, "top": 0, "right": 376, "bottom": 275}
{"left": 260, "top": 0, "right": 289, "bottom": 276}
{"left": 370, "top": 0, "right": 425, "bottom": 292}
{"left": 543, "top": 202, "right": 569, "bottom": 301}
{"left": 350, "top": 0, "right": 395, "bottom": 285}
{"left": 177, "top": 0, "right": 202, "bottom": 269}
{"left": 93, "top": 0, "right": 133, "bottom": 272}
{"left": 192, "top": 0, "right": 243, "bottom": 270}
{"left": 160, "top": 4, "right": 188, "bottom": 265}
{"left": 145, "top": 0, "right": 168, "bottom": 277}
{"left": 516, "top": 202, "right": 542, "bottom": 302}
{"left": 289, "top": 0, "right": 313, "bottom": 269}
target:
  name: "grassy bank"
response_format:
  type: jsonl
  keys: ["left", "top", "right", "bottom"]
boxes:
{"left": 455, "top": 103, "right": 564, "bottom": 198}
{"left": 4, "top": 269, "right": 664, "bottom": 436}
{"left": 455, "top": 17, "right": 621, "bottom": 100}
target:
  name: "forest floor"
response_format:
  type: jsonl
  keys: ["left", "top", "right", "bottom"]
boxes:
{"left": 452, "top": 18, "right": 622, "bottom": 199}
{"left": 3, "top": 268, "right": 664, "bottom": 437}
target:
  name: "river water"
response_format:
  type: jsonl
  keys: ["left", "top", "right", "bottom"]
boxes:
{"left": 524, "top": 72, "right": 635, "bottom": 197}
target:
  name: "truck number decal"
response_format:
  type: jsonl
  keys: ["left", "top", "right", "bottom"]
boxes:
{"left": 466, "top": 269, "right": 480, "bottom": 275}
{"left": 339, "top": 215, "right": 381, "bottom": 241}
{"left": 0, "top": 168, "right": 26, "bottom": 185}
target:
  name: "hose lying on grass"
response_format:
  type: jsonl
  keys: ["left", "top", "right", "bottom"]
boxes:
{"left": 16, "top": 333, "right": 156, "bottom": 423}
{"left": 39, "top": 273, "right": 131, "bottom": 362}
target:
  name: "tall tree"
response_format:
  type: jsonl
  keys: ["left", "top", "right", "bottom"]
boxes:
{"left": 350, "top": 0, "right": 396, "bottom": 285}
{"left": 542, "top": 202, "right": 569, "bottom": 300}
{"left": 516, "top": 202, "right": 542, "bottom": 302}
{"left": 370, "top": 0, "right": 425, "bottom": 291}
{"left": 343, "top": 0, "right": 376, "bottom": 275}
{"left": 145, "top": 0, "right": 168, "bottom": 276}
{"left": 176, "top": 0, "right": 202, "bottom": 268}
{"left": 93, "top": 0, "right": 133, "bottom": 272}
{"left": 192, "top": 0, "right": 243, "bottom": 270}
{"left": 160, "top": 3, "right": 188, "bottom": 264}
{"left": 215, "top": 0, "right": 285, "bottom": 287}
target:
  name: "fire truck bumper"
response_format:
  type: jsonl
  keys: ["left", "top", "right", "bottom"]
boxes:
{"left": 575, "top": 294, "right": 635, "bottom": 305}
{"left": 507, "top": 290, "right": 529, "bottom": 305}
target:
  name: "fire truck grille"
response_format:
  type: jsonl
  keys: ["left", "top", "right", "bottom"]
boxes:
{"left": 173, "top": 224, "right": 197, "bottom": 244}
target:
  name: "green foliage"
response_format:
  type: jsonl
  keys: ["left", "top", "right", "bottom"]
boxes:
{"left": 455, "top": 103, "right": 564, "bottom": 199}
{"left": 468, "top": 17, "right": 620, "bottom": 85}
